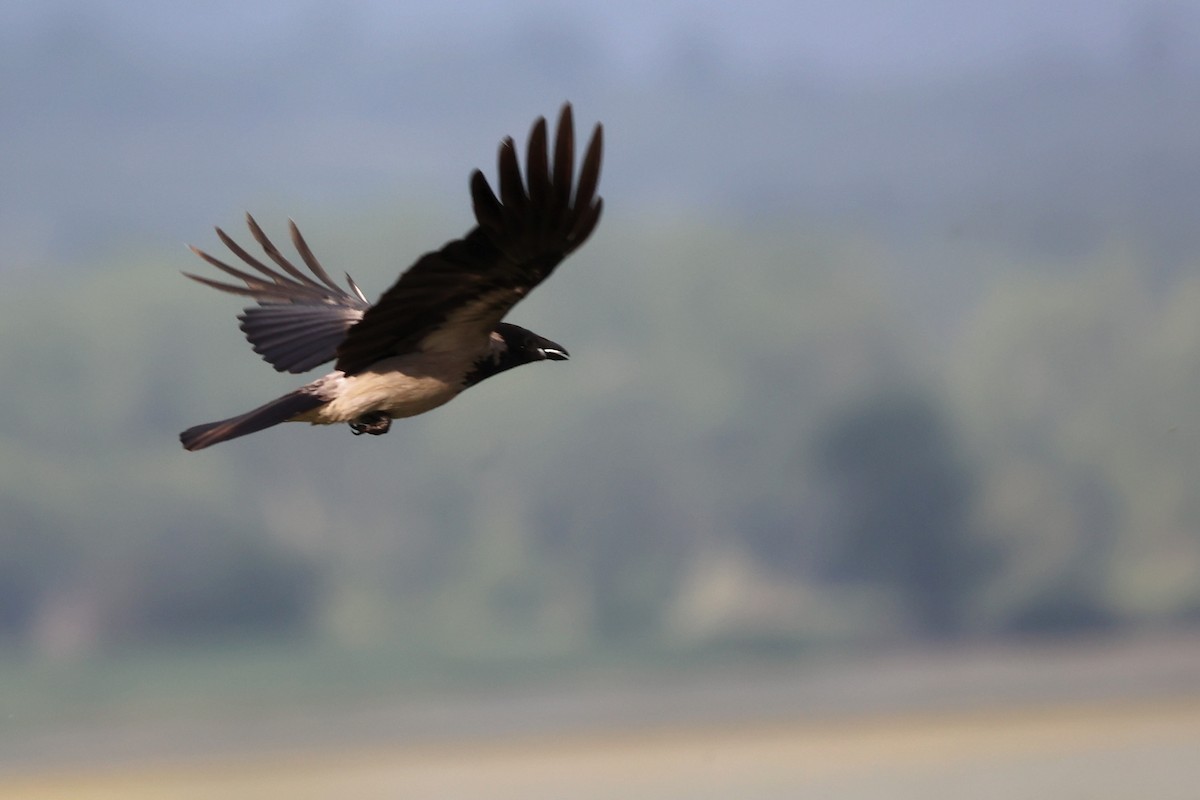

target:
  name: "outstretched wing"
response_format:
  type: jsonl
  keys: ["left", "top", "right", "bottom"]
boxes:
{"left": 185, "top": 215, "right": 371, "bottom": 374}
{"left": 334, "top": 103, "right": 603, "bottom": 376}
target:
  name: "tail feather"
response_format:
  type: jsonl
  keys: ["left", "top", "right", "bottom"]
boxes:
{"left": 181, "top": 390, "right": 325, "bottom": 451}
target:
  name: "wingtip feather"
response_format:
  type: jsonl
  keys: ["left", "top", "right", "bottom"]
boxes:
{"left": 471, "top": 169, "right": 504, "bottom": 234}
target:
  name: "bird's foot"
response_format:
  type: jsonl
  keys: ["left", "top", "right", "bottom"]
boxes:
{"left": 349, "top": 412, "right": 392, "bottom": 436}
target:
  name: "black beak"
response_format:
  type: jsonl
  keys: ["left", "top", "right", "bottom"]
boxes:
{"left": 538, "top": 343, "right": 570, "bottom": 361}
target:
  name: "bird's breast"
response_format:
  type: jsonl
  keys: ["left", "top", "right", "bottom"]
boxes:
{"left": 296, "top": 354, "right": 469, "bottom": 424}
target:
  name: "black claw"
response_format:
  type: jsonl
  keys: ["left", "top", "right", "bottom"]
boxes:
{"left": 349, "top": 412, "right": 392, "bottom": 436}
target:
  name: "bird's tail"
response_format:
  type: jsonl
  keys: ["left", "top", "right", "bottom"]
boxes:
{"left": 180, "top": 390, "right": 325, "bottom": 451}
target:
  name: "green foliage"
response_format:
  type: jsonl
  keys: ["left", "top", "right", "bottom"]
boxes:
{"left": 114, "top": 522, "right": 324, "bottom": 643}
{"left": 814, "top": 390, "right": 993, "bottom": 639}
{"left": 0, "top": 209, "right": 1198, "bottom": 671}
{"left": 950, "top": 252, "right": 1200, "bottom": 628}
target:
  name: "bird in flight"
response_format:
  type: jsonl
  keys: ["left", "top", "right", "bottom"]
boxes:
{"left": 180, "top": 104, "right": 603, "bottom": 451}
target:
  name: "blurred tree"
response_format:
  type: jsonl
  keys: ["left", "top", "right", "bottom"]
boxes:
{"left": 3, "top": 211, "right": 1198, "bottom": 660}
{"left": 814, "top": 391, "right": 991, "bottom": 640}
{"left": 532, "top": 405, "right": 691, "bottom": 644}
{"left": 113, "top": 523, "right": 325, "bottom": 643}
{"left": 995, "top": 470, "right": 1121, "bottom": 636}
{"left": 0, "top": 501, "right": 66, "bottom": 642}
{"left": 950, "top": 263, "right": 1200, "bottom": 625}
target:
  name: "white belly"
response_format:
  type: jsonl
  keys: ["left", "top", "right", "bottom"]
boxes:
{"left": 294, "top": 357, "right": 465, "bottom": 424}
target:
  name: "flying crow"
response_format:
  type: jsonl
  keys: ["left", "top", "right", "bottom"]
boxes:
{"left": 180, "top": 104, "right": 603, "bottom": 451}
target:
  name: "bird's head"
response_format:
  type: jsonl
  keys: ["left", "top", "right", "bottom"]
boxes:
{"left": 463, "top": 322, "right": 569, "bottom": 388}
{"left": 497, "top": 322, "right": 569, "bottom": 363}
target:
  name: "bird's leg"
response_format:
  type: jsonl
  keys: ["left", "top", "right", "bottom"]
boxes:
{"left": 349, "top": 412, "right": 392, "bottom": 436}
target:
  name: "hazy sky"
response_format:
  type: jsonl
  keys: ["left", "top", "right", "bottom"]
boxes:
{"left": 1, "top": 0, "right": 1179, "bottom": 83}
{"left": 2, "top": 0, "right": 1194, "bottom": 268}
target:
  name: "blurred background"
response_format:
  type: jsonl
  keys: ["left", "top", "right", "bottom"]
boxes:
{"left": 2, "top": 1, "right": 1200, "bottom": 796}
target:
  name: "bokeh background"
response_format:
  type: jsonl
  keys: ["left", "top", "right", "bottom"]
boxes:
{"left": 2, "top": 1, "right": 1200, "bottom": 796}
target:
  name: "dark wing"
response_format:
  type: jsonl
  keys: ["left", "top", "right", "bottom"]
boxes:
{"left": 335, "top": 103, "right": 603, "bottom": 375}
{"left": 185, "top": 215, "right": 371, "bottom": 373}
